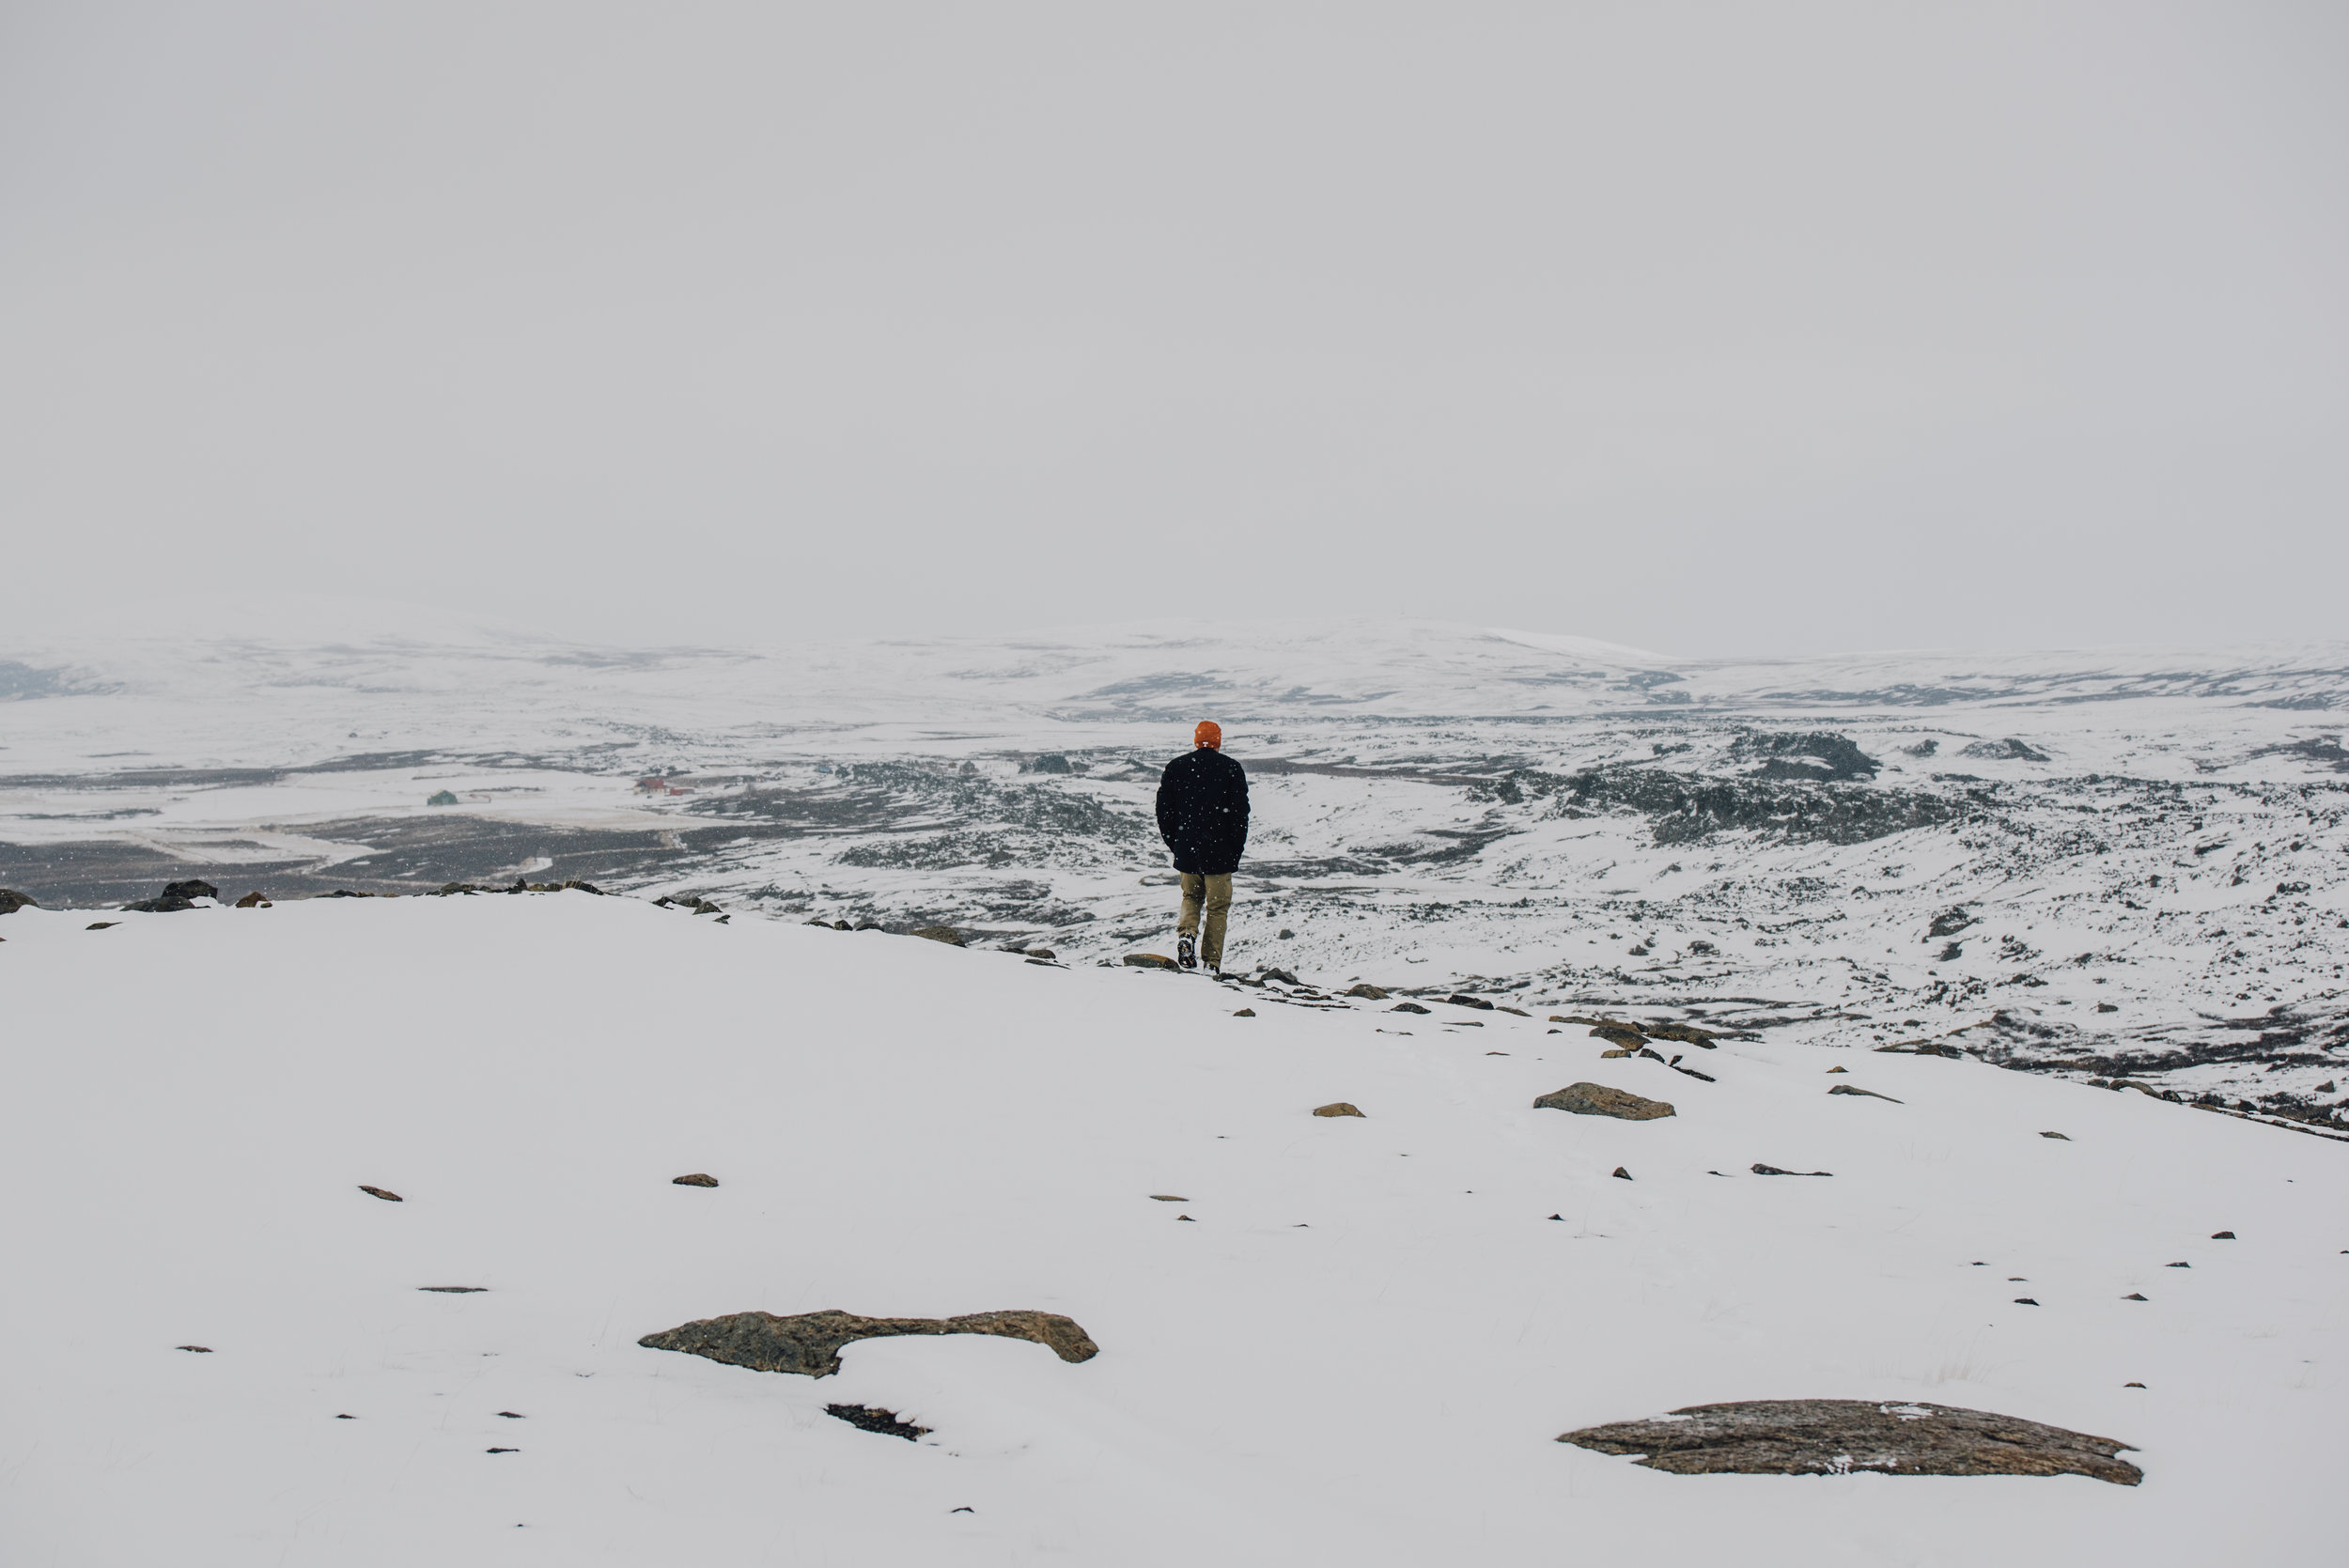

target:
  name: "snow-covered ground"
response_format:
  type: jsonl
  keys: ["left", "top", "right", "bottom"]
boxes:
{"left": 3, "top": 891, "right": 2341, "bottom": 1565}
{"left": 3, "top": 616, "right": 2346, "bottom": 1120}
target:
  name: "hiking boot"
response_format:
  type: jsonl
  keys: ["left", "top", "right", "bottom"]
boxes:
{"left": 1177, "top": 933, "right": 1198, "bottom": 970}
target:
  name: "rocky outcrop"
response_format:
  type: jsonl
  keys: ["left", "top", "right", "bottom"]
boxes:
{"left": 638, "top": 1308, "right": 1098, "bottom": 1378}
{"left": 1558, "top": 1399, "right": 2140, "bottom": 1484}
{"left": 672, "top": 1172, "right": 720, "bottom": 1188}
{"left": 911, "top": 925, "right": 966, "bottom": 946}
{"left": 122, "top": 878, "right": 221, "bottom": 913}
{"left": 1312, "top": 1102, "right": 1365, "bottom": 1118}
{"left": 0, "top": 889, "right": 36, "bottom": 915}
{"left": 1123, "top": 953, "right": 1178, "bottom": 970}
{"left": 1534, "top": 1083, "right": 1674, "bottom": 1120}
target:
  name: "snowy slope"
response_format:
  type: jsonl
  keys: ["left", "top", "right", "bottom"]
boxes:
{"left": 2, "top": 893, "right": 2342, "bottom": 1566}
{"left": 3, "top": 616, "right": 2346, "bottom": 1122}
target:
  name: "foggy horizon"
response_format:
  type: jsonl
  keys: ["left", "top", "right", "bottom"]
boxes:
{"left": 5, "top": 3, "right": 2344, "bottom": 658}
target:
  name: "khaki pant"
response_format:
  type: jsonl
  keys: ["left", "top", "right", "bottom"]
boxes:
{"left": 1178, "top": 873, "right": 1234, "bottom": 970}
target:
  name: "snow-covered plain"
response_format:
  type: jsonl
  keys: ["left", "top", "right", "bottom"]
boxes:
{"left": 3, "top": 891, "right": 2342, "bottom": 1566}
{"left": 3, "top": 616, "right": 2345, "bottom": 1119}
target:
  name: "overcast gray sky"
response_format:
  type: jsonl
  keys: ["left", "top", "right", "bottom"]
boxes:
{"left": 3, "top": 2, "right": 2343, "bottom": 656}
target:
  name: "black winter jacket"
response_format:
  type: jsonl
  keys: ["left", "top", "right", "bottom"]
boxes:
{"left": 1156, "top": 747, "right": 1250, "bottom": 876}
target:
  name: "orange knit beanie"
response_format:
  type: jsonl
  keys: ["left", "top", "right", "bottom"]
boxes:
{"left": 1194, "top": 721, "right": 1222, "bottom": 750}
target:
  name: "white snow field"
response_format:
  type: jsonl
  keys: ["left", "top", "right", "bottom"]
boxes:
{"left": 3, "top": 891, "right": 2341, "bottom": 1565}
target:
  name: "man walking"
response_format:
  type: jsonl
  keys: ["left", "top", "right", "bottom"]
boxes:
{"left": 1155, "top": 721, "right": 1250, "bottom": 973}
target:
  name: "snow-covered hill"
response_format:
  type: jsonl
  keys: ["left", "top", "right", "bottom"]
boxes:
{"left": 2, "top": 892, "right": 2341, "bottom": 1565}
{"left": 2, "top": 617, "right": 2346, "bottom": 1121}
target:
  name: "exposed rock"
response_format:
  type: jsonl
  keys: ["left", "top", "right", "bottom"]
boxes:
{"left": 1750, "top": 1163, "right": 1830, "bottom": 1176}
{"left": 0, "top": 889, "right": 37, "bottom": 914}
{"left": 1444, "top": 994, "right": 1495, "bottom": 1011}
{"left": 1827, "top": 1066, "right": 1848, "bottom": 1073}
{"left": 1345, "top": 984, "right": 1390, "bottom": 1000}
{"left": 2014, "top": 1297, "right": 2040, "bottom": 1305}
{"left": 1390, "top": 1001, "right": 1431, "bottom": 1015}
{"left": 121, "top": 891, "right": 199, "bottom": 912}
{"left": 1926, "top": 907, "right": 1978, "bottom": 940}
{"left": 1233, "top": 1008, "right": 1256, "bottom": 1017}
{"left": 673, "top": 1172, "right": 720, "bottom": 1188}
{"left": 1123, "top": 953, "right": 1179, "bottom": 970}
{"left": 497, "top": 1411, "right": 523, "bottom": 1418}
{"left": 639, "top": 1308, "right": 1099, "bottom": 1378}
{"left": 1025, "top": 948, "right": 1055, "bottom": 960}
{"left": 1148, "top": 1195, "right": 1188, "bottom": 1202}
{"left": 320, "top": 890, "right": 374, "bottom": 899}
{"left": 1175, "top": 1214, "right": 1195, "bottom": 1221}
{"left": 177, "top": 1344, "right": 212, "bottom": 1353}
{"left": 911, "top": 925, "right": 967, "bottom": 947}
{"left": 163, "top": 878, "right": 220, "bottom": 901}
{"left": 357, "top": 1185, "right": 403, "bottom": 1202}
{"left": 428, "top": 790, "right": 460, "bottom": 806}
{"left": 1960, "top": 737, "right": 2053, "bottom": 763}
{"left": 1642, "top": 1022, "right": 1719, "bottom": 1048}
{"left": 1027, "top": 753, "right": 1073, "bottom": 774}
{"left": 2211, "top": 1231, "right": 2235, "bottom": 1239}
{"left": 487, "top": 1447, "right": 519, "bottom": 1453}
{"left": 2040, "top": 1131, "right": 2070, "bottom": 1140}
{"left": 86, "top": 922, "right": 118, "bottom": 930}
{"left": 234, "top": 891, "right": 271, "bottom": 908}
{"left": 2123, "top": 1293, "right": 2148, "bottom": 1301}
{"left": 1611, "top": 1167, "right": 1632, "bottom": 1180}
{"left": 1558, "top": 1399, "right": 2139, "bottom": 1484}
{"left": 826, "top": 1403, "right": 931, "bottom": 1441}
{"left": 1599, "top": 1048, "right": 1634, "bottom": 1059}
{"left": 1259, "top": 968, "right": 1300, "bottom": 986}
{"left": 1497, "top": 1005, "right": 1532, "bottom": 1017}
{"left": 1730, "top": 731, "right": 1882, "bottom": 783}
{"left": 1828, "top": 1084, "right": 1904, "bottom": 1103}
{"left": 1277, "top": 927, "right": 1296, "bottom": 939}
{"left": 1312, "top": 1102, "right": 1365, "bottom": 1118}
{"left": 419, "top": 1285, "right": 487, "bottom": 1293}
{"left": 1590, "top": 1025, "right": 1647, "bottom": 1048}
{"left": 1534, "top": 1083, "right": 1674, "bottom": 1121}
{"left": 1877, "top": 1040, "right": 1966, "bottom": 1058}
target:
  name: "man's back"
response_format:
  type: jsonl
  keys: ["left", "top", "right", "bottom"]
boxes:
{"left": 1156, "top": 746, "right": 1250, "bottom": 876}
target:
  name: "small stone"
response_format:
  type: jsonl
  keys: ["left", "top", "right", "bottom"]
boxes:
{"left": 2124, "top": 1382, "right": 2145, "bottom": 1388}
{"left": 1259, "top": 968, "right": 1300, "bottom": 986}
{"left": 1750, "top": 1163, "right": 1831, "bottom": 1176}
{"left": 1828, "top": 1084, "right": 1904, "bottom": 1103}
{"left": 1345, "top": 984, "right": 1390, "bottom": 1000}
{"left": 1497, "top": 1005, "right": 1532, "bottom": 1017}
{"left": 1590, "top": 1024, "right": 1646, "bottom": 1048}
{"left": 1025, "top": 948, "right": 1055, "bottom": 960}
{"left": 1611, "top": 1167, "right": 1632, "bottom": 1181}
{"left": 419, "top": 1285, "right": 487, "bottom": 1293}
{"left": 497, "top": 1411, "right": 524, "bottom": 1418}
{"left": 2122, "top": 1293, "right": 2147, "bottom": 1301}
{"left": 487, "top": 1447, "right": 520, "bottom": 1453}
{"left": 1827, "top": 1066, "right": 1848, "bottom": 1073}
{"left": 86, "top": 922, "right": 119, "bottom": 930}
{"left": 2014, "top": 1297, "right": 2039, "bottom": 1305}
{"left": 826, "top": 1403, "right": 931, "bottom": 1441}
{"left": 1148, "top": 1195, "right": 1188, "bottom": 1202}
{"left": 1233, "top": 1008, "right": 1255, "bottom": 1017}
{"left": 2210, "top": 1231, "right": 2235, "bottom": 1239}
{"left": 2040, "top": 1131, "right": 2071, "bottom": 1140}
{"left": 911, "top": 925, "right": 966, "bottom": 947}
{"left": 1277, "top": 927, "right": 1295, "bottom": 939}
{"left": 163, "top": 878, "right": 221, "bottom": 902}
{"left": 358, "top": 1185, "right": 403, "bottom": 1202}
{"left": 335, "top": 1413, "right": 354, "bottom": 1418}
{"left": 1123, "top": 953, "right": 1179, "bottom": 970}
{"left": 1390, "top": 1001, "right": 1431, "bottom": 1014}
{"left": 1534, "top": 1083, "right": 1673, "bottom": 1120}
{"left": 234, "top": 891, "right": 272, "bottom": 908}
{"left": 1313, "top": 1102, "right": 1365, "bottom": 1118}
{"left": 1175, "top": 1214, "right": 1195, "bottom": 1221}
{"left": 1599, "top": 1048, "right": 1633, "bottom": 1058}
{"left": 1443, "top": 994, "right": 1495, "bottom": 1011}
{"left": 177, "top": 1344, "right": 212, "bottom": 1353}
{"left": 2166, "top": 1262, "right": 2189, "bottom": 1267}
{"left": 673, "top": 1173, "right": 720, "bottom": 1188}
